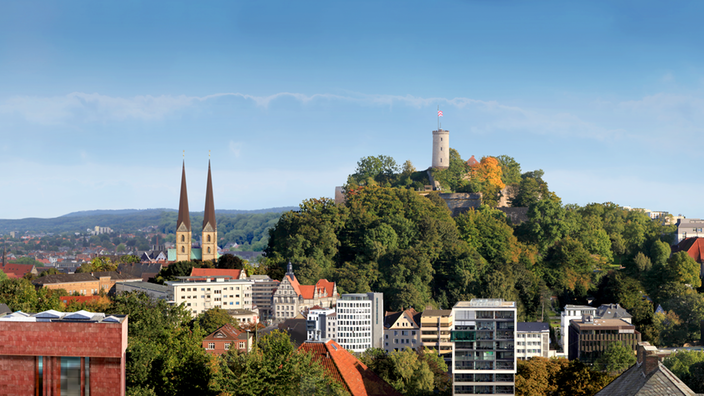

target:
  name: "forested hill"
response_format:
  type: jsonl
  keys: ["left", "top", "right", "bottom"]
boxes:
{"left": 0, "top": 207, "right": 296, "bottom": 234}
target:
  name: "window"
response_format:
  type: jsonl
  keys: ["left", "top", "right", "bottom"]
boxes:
{"left": 239, "top": 342, "right": 245, "bottom": 349}
{"left": 225, "top": 343, "right": 230, "bottom": 350}
{"left": 60, "top": 357, "right": 81, "bottom": 396}
{"left": 208, "top": 247, "right": 211, "bottom": 253}
{"left": 181, "top": 235, "right": 185, "bottom": 242}
{"left": 207, "top": 235, "right": 211, "bottom": 242}
{"left": 207, "top": 343, "right": 215, "bottom": 350}
{"left": 181, "top": 246, "right": 185, "bottom": 253}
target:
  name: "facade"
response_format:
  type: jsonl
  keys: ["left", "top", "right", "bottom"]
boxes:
{"left": 383, "top": 308, "right": 422, "bottom": 353}
{"left": 33, "top": 271, "right": 142, "bottom": 295}
{"left": 336, "top": 292, "right": 384, "bottom": 352}
{"left": 560, "top": 304, "right": 596, "bottom": 352}
{"left": 166, "top": 277, "right": 253, "bottom": 317}
{"left": 421, "top": 309, "right": 454, "bottom": 357}
{"left": 432, "top": 128, "right": 450, "bottom": 169}
{"left": 272, "top": 262, "right": 338, "bottom": 320}
{"left": 306, "top": 308, "right": 337, "bottom": 342}
{"left": 202, "top": 323, "right": 254, "bottom": 356}
{"left": 171, "top": 159, "right": 220, "bottom": 263}
{"left": 676, "top": 218, "right": 704, "bottom": 244}
{"left": 116, "top": 281, "right": 170, "bottom": 301}
{"left": 250, "top": 274, "right": 279, "bottom": 320}
{"left": 516, "top": 322, "right": 550, "bottom": 360}
{"left": 568, "top": 316, "right": 641, "bottom": 363}
{"left": 451, "top": 299, "right": 517, "bottom": 396}
{"left": 0, "top": 310, "right": 128, "bottom": 396}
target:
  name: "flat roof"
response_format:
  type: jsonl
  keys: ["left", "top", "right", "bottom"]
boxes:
{"left": 0, "top": 310, "right": 127, "bottom": 324}
{"left": 517, "top": 322, "right": 549, "bottom": 332}
{"left": 117, "top": 281, "right": 169, "bottom": 292}
{"left": 571, "top": 318, "right": 635, "bottom": 328}
{"left": 454, "top": 299, "right": 516, "bottom": 308}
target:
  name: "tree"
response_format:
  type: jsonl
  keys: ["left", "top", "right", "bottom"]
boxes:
{"left": 39, "top": 268, "right": 61, "bottom": 277}
{"left": 594, "top": 342, "right": 636, "bottom": 374}
{"left": 0, "top": 269, "right": 7, "bottom": 282}
{"left": 517, "top": 197, "right": 575, "bottom": 254}
{"left": 554, "top": 359, "right": 614, "bottom": 396}
{"left": 155, "top": 261, "right": 201, "bottom": 284}
{"left": 544, "top": 238, "right": 596, "bottom": 296}
{"left": 431, "top": 148, "right": 469, "bottom": 192}
{"left": 664, "top": 350, "right": 704, "bottom": 392}
{"left": 652, "top": 310, "right": 686, "bottom": 347}
{"left": 466, "top": 156, "right": 505, "bottom": 207}
{"left": 196, "top": 307, "right": 237, "bottom": 334}
{"left": 633, "top": 252, "right": 652, "bottom": 272}
{"left": 76, "top": 257, "right": 118, "bottom": 273}
{"left": 360, "top": 347, "right": 450, "bottom": 396}
{"left": 516, "top": 356, "right": 568, "bottom": 396}
{"left": 350, "top": 155, "right": 400, "bottom": 186}
{"left": 217, "top": 253, "right": 245, "bottom": 270}
{"left": 495, "top": 155, "right": 522, "bottom": 186}
{"left": 0, "top": 278, "right": 64, "bottom": 312}
{"left": 665, "top": 251, "right": 701, "bottom": 288}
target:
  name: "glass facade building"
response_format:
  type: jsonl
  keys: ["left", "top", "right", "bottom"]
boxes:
{"left": 451, "top": 299, "right": 517, "bottom": 395}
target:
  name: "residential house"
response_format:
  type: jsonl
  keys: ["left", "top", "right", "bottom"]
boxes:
{"left": 0, "top": 262, "right": 37, "bottom": 279}
{"left": 383, "top": 308, "right": 421, "bottom": 353}
{"left": 676, "top": 219, "right": 704, "bottom": 244}
{"left": 226, "top": 308, "right": 259, "bottom": 325}
{"left": 298, "top": 340, "right": 403, "bottom": 396}
{"left": 202, "top": 323, "right": 254, "bottom": 356}
{"left": 117, "top": 262, "right": 164, "bottom": 282}
{"left": 595, "top": 303, "right": 633, "bottom": 324}
{"left": 673, "top": 237, "right": 704, "bottom": 276}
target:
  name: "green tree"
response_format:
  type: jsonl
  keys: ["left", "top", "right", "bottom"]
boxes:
{"left": 196, "top": 307, "right": 237, "bottom": 334}
{"left": 349, "top": 155, "right": 400, "bottom": 186}
{"left": 664, "top": 350, "right": 704, "bottom": 392}
{"left": 39, "top": 268, "right": 61, "bottom": 277}
{"left": 517, "top": 197, "right": 575, "bottom": 254}
{"left": 217, "top": 253, "right": 245, "bottom": 270}
{"left": 594, "top": 342, "right": 636, "bottom": 373}
{"left": 360, "top": 347, "right": 450, "bottom": 396}
{"left": 0, "top": 268, "right": 7, "bottom": 282}
{"left": 544, "top": 238, "right": 596, "bottom": 296}
{"left": 155, "top": 261, "right": 201, "bottom": 284}
{"left": 495, "top": 155, "right": 522, "bottom": 186}
{"left": 665, "top": 251, "right": 701, "bottom": 288}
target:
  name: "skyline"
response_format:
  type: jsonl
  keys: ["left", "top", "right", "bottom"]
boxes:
{"left": 1, "top": 1, "right": 704, "bottom": 219}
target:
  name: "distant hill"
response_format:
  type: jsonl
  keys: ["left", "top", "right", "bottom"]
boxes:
{"left": 0, "top": 207, "right": 297, "bottom": 234}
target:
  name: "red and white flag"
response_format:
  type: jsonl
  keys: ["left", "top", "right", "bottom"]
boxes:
{"left": 438, "top": 110, "right": 443, "bottom": 117}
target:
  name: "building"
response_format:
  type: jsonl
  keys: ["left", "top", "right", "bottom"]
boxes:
{"left": 0, "top": 262, "right": 38, "bottom": 279}
{"left": 298, "top": 340, "right": 403, "bottom": 396}
{"left": 676, "top": 218, "right": 704, "bottom": 244}
{"left": 595, "top": 303, "right": 633, "bottom": 324}
{"left": 166, "top": 276, "right": 253, "bottom": 317}
{"left": 383, "top": 308, "right": 422, "bottom": 353}
{"left": 0, "top": 310, "right": 128, "bottom": 396}
{"left": 202, "top": 323, "right": 254, "bottom": 356}
{"left": 226, "top": 308, "right": 259, "bottom": 325}
{"left": 336, "top": 292, "right": 384, "bottom": 353}
{"left": 190, "top": 268, "right": 247, "bottom": 280}
{"left": 560, "top": 304, "right": 597, "bottom": 352}
{"left": 595, "top": 342, "right": 704, "bottom": 395}
{"left": 516, "top": 322, "right": 550, "bottom": 360}
{"left": 272, "top": 262, "right": 338, "bottom": 320}
{"left": 170, "top": 159, "right": 219, "bottom": 263}
{"left": 116, "top": 280, "right": 170, "bottom": 301}
{"left": 117, "top": 262, "right": 163, "bottom": 282}
{"left": 432, "top": 128, "right": 450, "bottom": 170}
{"left": 451, "top": 299, "right": 517, "bottom": 396}
{"left": 420, "top": 309, "right": 454, "bottom": 358}
{"left": 33, "top": 271, "right": 142, "bottom": 295}
{"left": 568, "top": 316, "right": 641, "bottom": 363}
{"left": 306, "top": 308, "right": 337, "bottom": 342}
{"left": 250, "top": 274, "right": 279, "bottom": 320}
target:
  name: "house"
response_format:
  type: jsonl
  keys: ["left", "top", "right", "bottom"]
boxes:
{"left": 117, "top": 262, "right": 164, "bottom": 282}
{"left": 0, "top": 310, "right": 128, "bottom": 395}
{"left": 298, "top": 340, "right": 403, "bottom": 396}
{"left": 676, "top": 219, "right": 704, "bottom": 244}
{"left": 165, "top": 277, "right": 253, "bottom": 317}
{"left": 202, "top": 323, "right": 254, "bottom": 356}
{"left": 383, "top": 308, "right": 421, "bottom": 353}
{"left": 595, "top": 303, "right": 633, "bottom": 324}
{"left": 1, "top": 263, "right": 37, "bottom": 279}
{"left": 272, "top": 262, "right": 338, "bottom": 320}
{"left": 673, "top": 237, "right": 704, "bottom": 276}
{"left": 595, "top": 342, "right": 704, "bottom": 395}
{"left": 226, "top": 308, "right": 259, "bottom": 325}
{"left": 516, "top": 322, "right": 550, "bottom": 360}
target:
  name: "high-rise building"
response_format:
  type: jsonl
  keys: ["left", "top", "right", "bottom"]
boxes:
{"left": 250, "top": 274, "right": 279, "bottom": 320}
{"left": 451, "top": 299, "right": 517, "bottom": 396}
{"left": 568, "top": 316, "right": 641, "bottom": 363}
{"left": 560, "top": 304, "right": 596, "bottom": 354}
{"left": 336, "top": 292, "right": 384, "bottom": 352}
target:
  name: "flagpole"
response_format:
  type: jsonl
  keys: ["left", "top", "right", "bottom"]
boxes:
{"left": 437, "top": 105, "right": 440, "bottom": 131}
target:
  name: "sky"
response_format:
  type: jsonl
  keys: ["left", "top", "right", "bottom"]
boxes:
{"left": 1, "top": 1, "right": 703, "bottom": 219}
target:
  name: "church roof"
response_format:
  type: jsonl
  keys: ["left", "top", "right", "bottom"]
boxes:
{"left": 203, "top": 160, "right": 216, "bottom": 231}
{"left": 177, "top": 161, "right": 191, "bottom": 231}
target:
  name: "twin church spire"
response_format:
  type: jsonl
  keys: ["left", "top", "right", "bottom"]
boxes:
{"left": 176, "top": 159, "right": 217, "bottom": 262}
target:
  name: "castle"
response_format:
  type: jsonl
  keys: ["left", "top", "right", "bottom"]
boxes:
{"left": 168, "top": 159, "right": 219, "bottom": 262}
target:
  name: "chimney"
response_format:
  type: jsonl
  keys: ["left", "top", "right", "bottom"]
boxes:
{"left": 637, "top": 342, "right": 660, "bottom": 375}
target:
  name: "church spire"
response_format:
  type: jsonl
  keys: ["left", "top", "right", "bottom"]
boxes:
{"left": 177, "top": 161, "right": 191, "bottom": 231}
{"left": 203, "top": 160, "right": 216, "bottom": 231}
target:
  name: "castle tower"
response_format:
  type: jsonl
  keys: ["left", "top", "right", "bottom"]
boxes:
{"left": 176, "top": 161, "right": 192, "bottom": 262}
{"left": 201, "top": 160, "right": 218, "bottom": 262}
{"left": 432, "top": 129, "right": 449, "bottom": 169}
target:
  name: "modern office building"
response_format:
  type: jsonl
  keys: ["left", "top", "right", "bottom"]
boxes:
{"left": 516, "top": 322, "right": 550, "bottom": 360}
{"left": 250, "top": 274, "right": 279, "bottom": 320}
{"left": 166, "top": 276, "right": 253, "bottom": 317}
{"left": 336, "top": 292, "right": 384, "bottom": 352}
{"left": 384, "top": 308, "right": 422, "bottom": 353}
{"left": 568, "top": 316, "right": 641, "bottom": 363}
{"left": 0, "top": 310, "right": 128, "bottom": 396}
{"left": 451, "top": 299, "right": 517, "bottom": 396}
{"left": 306, "top": 308, "right": 337, "bottom": 342}
{"left": 421, "top": 309, "right": 454, "bottom": 358}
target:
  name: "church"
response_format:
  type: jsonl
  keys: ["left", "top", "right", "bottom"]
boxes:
{"left": 167, "top": 160, "right": 219, "bottom": 262}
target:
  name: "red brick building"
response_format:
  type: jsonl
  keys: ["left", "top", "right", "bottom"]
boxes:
{"left": 202, "top": 323, "right": 254, "bottom": 356}
{"left": 0, "top": 310, "right": 128, "bottom": 396}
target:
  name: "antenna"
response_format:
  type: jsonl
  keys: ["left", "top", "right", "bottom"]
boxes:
{"left": 183, "top": 150, "right": 185, "bottom": 159}
{"left": 437, "top": 105, "right": 440, "bottom": 131}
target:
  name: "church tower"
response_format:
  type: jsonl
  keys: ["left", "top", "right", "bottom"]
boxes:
{"left": 201, "top": 160, "right": 218, "bottom": 262}
{"left": 175, "top": 161, "right": 192, "bottom": 262}
{"left": 432, "top": 128, "right": 450, "bottom": 169}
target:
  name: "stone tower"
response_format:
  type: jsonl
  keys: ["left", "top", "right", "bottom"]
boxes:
{"left": 432, "top": 128, "right": 449, "bottom": 169}
{"left": 201, "top": 160, "right": 218, "bottom": 262}
{"left": 175, "top": 161, "right": 192, "bottom": 262}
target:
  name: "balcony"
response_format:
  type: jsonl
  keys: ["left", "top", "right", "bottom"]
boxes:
{"left": 451, "top": 330, "right": 476, "bottom": 342}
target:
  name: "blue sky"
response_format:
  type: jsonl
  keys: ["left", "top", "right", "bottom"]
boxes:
{"left": 1, "top": 1, "right": 703, "bottom": 219}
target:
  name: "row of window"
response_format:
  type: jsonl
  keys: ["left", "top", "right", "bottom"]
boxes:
{"left": 180, "top": 286, "right": 248, "bottom": 292}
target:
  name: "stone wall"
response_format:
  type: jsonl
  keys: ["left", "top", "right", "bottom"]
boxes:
{"left": 438, "top": 193, "right": 482, "bottom": 217}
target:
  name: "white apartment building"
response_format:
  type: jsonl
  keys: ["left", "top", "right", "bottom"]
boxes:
{"left": 166, "top": 277, "right": 253, "bottom": 317}
{"left": 306, "top": 308, "right": 337, "bottom": 341}
{"left": 560, "top": 304, "right": 596, "bottom": 354}
{"left": 676, "top": 218, "right": 704, "bottom": 244}
{"left": 384, "top": 308, "right": 421, "bottom": 353}
{"left": 452, "top": 299, "right": 517, "bottom": 396}
{"left": 336, "top": 292, "right": 384, "bottom": 353}
{"left": 516, "top": 322, "right": 550, "bottom": 360}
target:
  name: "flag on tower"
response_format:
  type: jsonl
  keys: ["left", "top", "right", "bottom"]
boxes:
{"left": 438, "top": 110, "right": 443, "bottom": 117}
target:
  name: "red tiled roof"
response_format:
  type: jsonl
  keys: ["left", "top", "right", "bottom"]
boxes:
{"left": 298, "top": 340, "right": 402, "bottom": 396}
{"left": 1, "top": 263, "right": 35, "bottom": 277}
{"left": 286, "top": 274, "right": 302, "bottom": 296}
{"left": 673, "top": 237, "right": 704, "bottom": 263}
{"left": 298, "top": 279, "right": 336, "bottom": 299}
{"left": 203, "top": 323, "right": 244, "bottom": 341}
{"left": 466, "top": 155, "right": 479, "bottom": 167}
{"left": 190, "top": 268, "right": 244, "bottom": 279}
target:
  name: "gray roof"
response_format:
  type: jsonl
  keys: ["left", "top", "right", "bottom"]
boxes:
{"left": 517, "top": 322, "right": 549, "bottom": 332}
{"left": 0, "top": 303, "right": 11, "bottom": 316}
{"left": 595, "top": 361, "right": 702, "bottom": 396}
{"left": 117, "top": 281, "right": 169, "bottom": 293}
{"left": 596, "top": 303, "right": 632, "bottom": 320}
